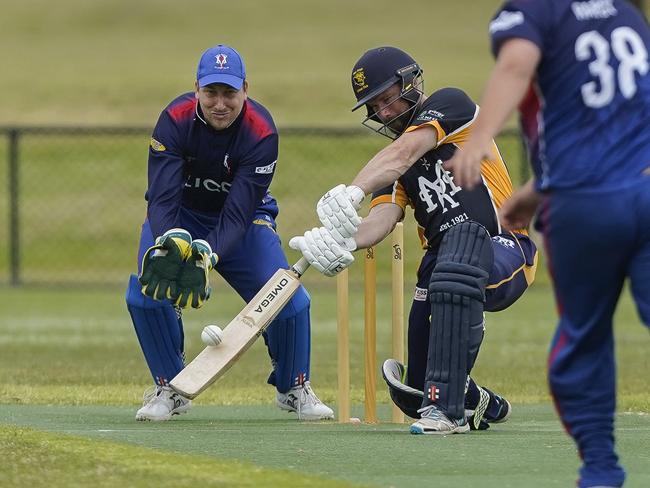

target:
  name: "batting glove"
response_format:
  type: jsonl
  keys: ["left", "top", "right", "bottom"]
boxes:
{"left": 139, "top": 228, "right": 192, "bottom": 301}
{"left": 289, "top": 227, "right": 355, "bottom": 277}
{"left": 316, "top": 184, "right": 365, "bottom": 243}
{"left": 174, "top": 239, "right": 219, "bottom": 309}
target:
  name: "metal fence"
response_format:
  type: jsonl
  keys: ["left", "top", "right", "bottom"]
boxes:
{"left": 0, "top": 126, "right": 528, "bottom": 287}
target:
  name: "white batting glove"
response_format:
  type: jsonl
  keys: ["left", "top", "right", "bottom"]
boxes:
{"left": 317, "top": 184, "right": 365, "bottom": 243}
{"left": 289, "top": 227, "right": 355, "bottom": 277}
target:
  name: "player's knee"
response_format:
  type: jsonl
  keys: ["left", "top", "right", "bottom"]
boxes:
{"left": 428, "top": 223, "right": 494, "bottom": 298}
{"left": 437, "top": 221, "right": 494, "bottom": 269}
{"left": 429, "top": 222, "right": 493, "bottom": 301}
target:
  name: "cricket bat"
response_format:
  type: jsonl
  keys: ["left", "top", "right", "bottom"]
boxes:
{"left": 170, "top": 257, "right": 310, "bottom": 399}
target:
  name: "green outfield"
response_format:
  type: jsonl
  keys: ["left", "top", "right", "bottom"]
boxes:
{"left": 2, "top": 0, "right": 650, "bottom": 486}
{"left": 1, "top": 0, "right": 508, "bottom": 127}
{"left": 2, "top": 285, "right": 650, "bottom": 487}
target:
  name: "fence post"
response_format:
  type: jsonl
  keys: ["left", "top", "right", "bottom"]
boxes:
{"left": 8, "top": 128, "right": 20, "bottom": 286}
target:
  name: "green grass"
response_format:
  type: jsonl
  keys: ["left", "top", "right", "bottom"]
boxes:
{"left": 0, "top": 0, "right": 508, "bottom": 127}
{"left": 0, "top": 424, "right": 360, "bottom": 488}
{"left": 2, "top": 405, "right": 650, "bottom": 488}
{"left": 0, "top": 130, "right": 527, "bottom": 286}
{"left": 1, "top": 283, "right": 648, "bottom": 410}
{"left": 2, "top": 1, "right": 650, "bottom": 485}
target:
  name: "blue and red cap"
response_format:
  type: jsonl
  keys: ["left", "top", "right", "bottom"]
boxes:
{"left": 196, "top": 44, "right": 246, "bottom": 90}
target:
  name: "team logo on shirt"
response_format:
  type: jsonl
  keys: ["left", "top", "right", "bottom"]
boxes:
{"left": 489, "top": 10, "right": 524, "bottom": 34}
{"left": 417, "top": 109, "right": 445, "bottom": 122}
{"left": 493, "top": 235, "right": 516, "bottom": 249}
{"left": 352, "top": 68, "right": 368, "bottom": 93}
{"left": 215, "top": 53, "right": 228, "bottom": 69}
{"left": 417, "top": 160, "right": 462, "bottom": 214}
{"left": 150, "top": 138, "right": 166, "bottom": 151}
{"left": 255, "top": 160, "right": 277, "bottom": 174}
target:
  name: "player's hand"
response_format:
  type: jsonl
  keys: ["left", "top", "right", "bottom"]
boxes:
{"left": 139, "top": 228, "right": 192, "bottom": 300}
{"left": 316, "top": 184, "right": 365, "bottom": 242}
{"left": 289, "top": 227, "right": 355, "bottom": 277}
{"left": 443, "top": 142, "right": 492, "bottom": 190}
{"left": 174, "top": 239, "right": 219, "bottom": 309}
{"left": 498, "top": 180, "right": 542, "bottom": 231}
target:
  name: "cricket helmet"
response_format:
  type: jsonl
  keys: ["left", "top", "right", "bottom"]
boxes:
{"left": 350, "top": 46, "right": 424, "bottom": 139}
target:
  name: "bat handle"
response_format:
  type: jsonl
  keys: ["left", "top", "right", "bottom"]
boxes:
{"left": 291, "top": 257, "right": 310, "bottom": 277}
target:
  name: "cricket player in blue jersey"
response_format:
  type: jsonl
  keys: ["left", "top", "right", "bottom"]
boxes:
{"left": 447, "top": 1, "right": 650, "bottom": 486}
{"left": 290, "top": 46, "right": 538, "bottom": 433}
{"left": 125, "top": 44, "right": 333, "bottom": 422}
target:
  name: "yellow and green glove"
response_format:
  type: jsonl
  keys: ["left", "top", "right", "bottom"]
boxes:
{"left": 139, "top": 228, "right": 192, "bottom": 301}
{"left": 174, "top": 239, "right": 219, "bottom": 309}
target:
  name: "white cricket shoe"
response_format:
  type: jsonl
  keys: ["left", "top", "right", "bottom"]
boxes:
{"left": 410, "top": 405, "right": 470, "bottom": 435}
{"left": 276, "top": 381, "right": 334, "bottom": 421}
{"left": 135, "top": 386, "right": 191, "bottom": 421}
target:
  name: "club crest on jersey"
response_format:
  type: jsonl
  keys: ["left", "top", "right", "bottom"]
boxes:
{"left": 150, "top": 138, "right": 166, "bottom": 152}
{"left": 215, "top": 53, "right": 228, "bottom": 69}
{"left": 352, "top": 68, "right": 368, "bottom": 93}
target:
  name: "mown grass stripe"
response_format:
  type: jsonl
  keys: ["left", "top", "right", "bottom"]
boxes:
{"left": 0, "top": 424, "right": 364, "bottom": 488}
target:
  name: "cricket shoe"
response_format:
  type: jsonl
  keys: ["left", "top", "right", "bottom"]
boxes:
{"left": 466, "top": 385, "right": 491, "bottom": 431}
{"left": 135, "top": 386, "right": 191, "bottom": 421}
{"left": 482, "top": 387, "right": 512, "bottom": 424}
{"left": 276, "top": 381, "right": 334, "bottom": 421}
{"left": 465, "top": 386, "right": 512, "bottom": 429}
{"left": 410, "top": 405, "right": 469, "bottom": 435}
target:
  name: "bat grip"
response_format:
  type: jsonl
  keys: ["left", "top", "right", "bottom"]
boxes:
{"left": 291, "top": 257, "right": 310, "bottom": 277}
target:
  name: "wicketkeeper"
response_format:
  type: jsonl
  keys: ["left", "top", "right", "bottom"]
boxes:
{"left": 125, "top": 44, "right": 333, "bottom": 421}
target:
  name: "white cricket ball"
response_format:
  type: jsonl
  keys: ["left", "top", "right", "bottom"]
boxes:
{"left": 201, "top": 325, "right": 224, "bottom": 346}
{"left": 349, "top": 417, "right": 361, "bottom": 424}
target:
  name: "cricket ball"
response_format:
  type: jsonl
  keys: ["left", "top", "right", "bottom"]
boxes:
{"left": 201, "top": 325, "right": 224, "bottom": 346}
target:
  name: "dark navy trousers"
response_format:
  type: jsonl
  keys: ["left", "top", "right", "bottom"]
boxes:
{"left": 541, "top": 176, "right": 650, "bottom": 488}
{"left": 406, "top": 231, "right": 537, "bottom": 390}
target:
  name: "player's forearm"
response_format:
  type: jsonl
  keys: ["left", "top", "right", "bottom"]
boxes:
{"left": 354, "top": 204, "right": 403, "bottom": 249}
{"left": 470, "top": 39, "right": 541, "bottom": 145}
{"left": 351, "top": 143, "right": 412, "bottom": 195}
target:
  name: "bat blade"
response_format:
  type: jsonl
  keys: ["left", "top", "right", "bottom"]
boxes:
{"left": 170, "top": 259, "right": 308, "bottom": 399}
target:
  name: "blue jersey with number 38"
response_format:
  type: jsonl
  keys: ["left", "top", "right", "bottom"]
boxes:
{"left": 490, "top": 0, "right": 650, "bottom": 191}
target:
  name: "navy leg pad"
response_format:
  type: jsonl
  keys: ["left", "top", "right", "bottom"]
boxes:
{"left": 424, "top": 222, "right": 493, "bottom": 419}
{"left": 263, "top": 286, "right": 311, "bottom": 393}
{"left": 126, "top": 274, "right": 184, "bottom": 386}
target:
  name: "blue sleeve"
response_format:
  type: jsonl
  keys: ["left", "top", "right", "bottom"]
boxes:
{"left": 146, "top": 110, "right": 186, "bottom": 239}
{"left": 489, "top": 0, "right": 552, "bottom": 57}
{"left": 206, "top": 133, "right": 279, "bottom": 257}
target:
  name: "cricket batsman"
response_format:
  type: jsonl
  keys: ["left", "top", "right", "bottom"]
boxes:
{"left": 290, "top": 46, "right": 538, "bottom": 433}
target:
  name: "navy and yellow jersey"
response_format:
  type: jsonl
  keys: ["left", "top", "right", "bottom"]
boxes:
{"left": 490, "top": 0, "right": 650, "bottom": 191}
{"left": 145, "top": 92, "right": 279, "bottom": 258}
{"left": 369, "top": 87, "right": 524, "bottom": 252}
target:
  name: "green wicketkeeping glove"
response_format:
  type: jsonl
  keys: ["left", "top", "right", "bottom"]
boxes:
{"left": 139, "top": 228, "right": 192, "bottom": 301}
{"left": 174, "top": 239, "right": 219, "bottom": 309}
